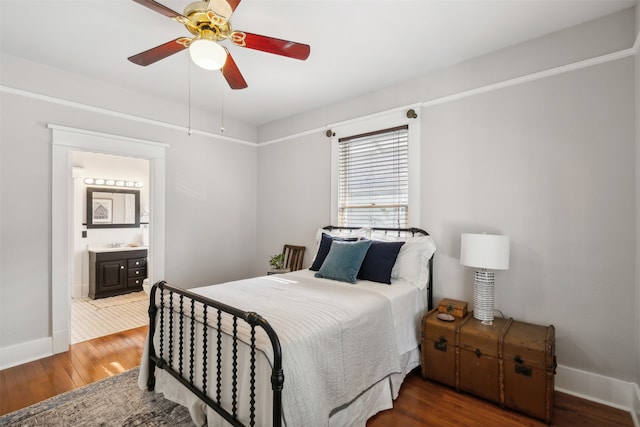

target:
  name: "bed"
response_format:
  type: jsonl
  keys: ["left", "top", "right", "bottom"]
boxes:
{"left": 138, "top": 226, "right": 436, "bottom": 426}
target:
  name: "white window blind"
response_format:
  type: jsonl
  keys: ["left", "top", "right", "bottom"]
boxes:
{"left": 338, "top": 125, "right": 409, "bottom": 228}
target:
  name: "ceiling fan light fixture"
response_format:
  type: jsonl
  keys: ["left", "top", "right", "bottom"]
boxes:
{"left": 189, "top": 38, "right": 227, "bottom": 70}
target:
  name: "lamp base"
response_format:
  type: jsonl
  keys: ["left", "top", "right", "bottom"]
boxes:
{"left": 473, "top": 270, "right": 495, "bottom": 325}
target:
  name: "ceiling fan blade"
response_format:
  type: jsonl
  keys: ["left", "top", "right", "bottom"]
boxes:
{"left": 221, "top": 50, "right": 248, "bottom": 90}
{"left": 132, "top": 0, "right": 187, "bottom": 20}
{"left": 128, "top": 38, "right": 188, "bottom": 66}
{"left": 207, "top": 0, "right": 242, "bottom": 22}
{"left": 236, "top": 32, "right": 310, "bottom": 60}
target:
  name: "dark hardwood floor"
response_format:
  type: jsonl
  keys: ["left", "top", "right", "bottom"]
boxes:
{"left": 0, "top": 326, "right": 634, "bottom": 426}
{"left": 368, "top": 372, "right": 634, "bottom": 427}
{"left": 0, "top": 326, "right": 147, "bottom": 416}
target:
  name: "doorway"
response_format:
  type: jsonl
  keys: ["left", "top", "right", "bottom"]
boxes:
{"left": 70, "top": 151, "right": 150, "bottom": 343}
{"left": 51, "top": 125, "right": 167, "bottom": 354}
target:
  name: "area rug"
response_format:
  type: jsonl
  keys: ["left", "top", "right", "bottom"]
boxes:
{"left": 0, "top": 368, "right": 194, "bottom": 426}
{"left": 86, "top": 291, "right": 149, "bottom": 309}
{"left": 71, "top": 294, "right": 149, "bottom": 344}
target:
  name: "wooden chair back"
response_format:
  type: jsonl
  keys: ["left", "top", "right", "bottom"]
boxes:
{"left": 283, "top": 244, "right": 305, "bottom": 272}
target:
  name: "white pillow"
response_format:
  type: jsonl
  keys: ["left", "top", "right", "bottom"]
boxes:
{"left": 370, "top": 229, "right": 405, "bottom": 242}
{"left": 391, "top": 235, "right": 436, "bottom": 289}
{"left": 314, "top": 227, "right": 370, "bottom": 243}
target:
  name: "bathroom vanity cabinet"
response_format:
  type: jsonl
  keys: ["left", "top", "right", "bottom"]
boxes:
{"left": 89, "top": 248, "right": 147, "bottom": 299}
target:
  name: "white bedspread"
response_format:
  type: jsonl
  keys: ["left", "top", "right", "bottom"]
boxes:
{"left": 139, "top": 271, "right": 426, "bottom": 426}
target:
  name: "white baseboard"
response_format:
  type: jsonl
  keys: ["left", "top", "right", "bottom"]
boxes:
{"left": 52, "top": 328, "right": 70, "bottom": 355}
{"left": 72, "top": 283, "right": 83, "bottom": 299}
{"left": 556, "top": 364, "right": 638, "bottom": 424}
{"left": 632, "top": 382, "right": 640, "bottom": 427}
{"left": 0, "top": 337, "right": 52, "bottom": 370}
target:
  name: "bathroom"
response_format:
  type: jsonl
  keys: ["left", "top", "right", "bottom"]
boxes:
{"left": 70, "top": 151, "right": 150, "bottom": 342}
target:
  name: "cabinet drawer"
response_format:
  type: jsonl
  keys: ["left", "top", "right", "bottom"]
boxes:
{"left": 128, "top": 257, "right": 147, "bottom": 268}
{"left": 128, "top": 277, "right": 145, "bottom": 288}
{"left": 128, "top": 267, "right": 147, "bottom": 278}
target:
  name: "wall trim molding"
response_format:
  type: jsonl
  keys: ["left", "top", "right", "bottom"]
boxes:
{"left": 258, "top": 44, "right": 637, "bottom": 146}
{"left": 0, "top": 85, "right": 256, "bottom": 147}
{"left": 556, "top": 364, "right": 638, "bottom": 422}
{"left": 0, "top": 337, "right": 52, "bottom": 370}
{"left": 1, "top": 41, "right": 636, "bottom": 150}
{"left": 419, "top": 46, "right": 635, "bottom": 111}
{"left": 48, "top": 124, "right": 170, "bottom": 148}
{"left": 632, "top": 381, "right": 640, "bottom": 427}
{"left": 257, "top": 102, "right": 423, "bottom": 147}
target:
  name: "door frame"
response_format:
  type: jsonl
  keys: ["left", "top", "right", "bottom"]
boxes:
{"left": 50, "top": 124, "right": 167, "bottom": 354}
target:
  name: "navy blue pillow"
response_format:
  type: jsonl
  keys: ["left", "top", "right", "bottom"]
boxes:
{"left": 309, "top": 233, "right": 358, "bottom": 271}
{"left": 357, "top": 240, "right": 405, "bottom": 284}
{"left": 314, "top": 240, "right": 373, "bottom": 283}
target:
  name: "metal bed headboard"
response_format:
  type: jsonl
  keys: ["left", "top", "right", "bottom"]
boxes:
{"left": 322, "top": 225, "right": 434, "bottom": 310}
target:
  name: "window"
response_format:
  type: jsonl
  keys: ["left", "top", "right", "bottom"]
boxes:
{"left": 337, "top": 125, "right": 409, "bottom": 228}
{"left": 330, "top": 109, "right": 420, "bottom": 228}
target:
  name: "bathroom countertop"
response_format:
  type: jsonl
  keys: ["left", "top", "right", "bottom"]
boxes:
{"left": 88, "top": 245, "right": 148, "bottom": 253}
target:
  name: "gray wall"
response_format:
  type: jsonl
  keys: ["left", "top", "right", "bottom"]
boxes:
{"left": 255, "top": 9, "right": 638, "bottom": 383}
{"left": 422, "top": 59, "right": 635, "bottom": 380}
{"left": 256, "top": 135, "right": 330, "bottom": 271}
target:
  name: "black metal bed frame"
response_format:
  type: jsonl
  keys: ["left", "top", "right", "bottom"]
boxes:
{"left": 146, "top": 281, "right": 284, "bottom": 427}
{"left": 145, "top": 226, "right": 434, "bottom": 427}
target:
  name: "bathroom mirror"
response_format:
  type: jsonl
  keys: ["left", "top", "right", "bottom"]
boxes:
{"left": 86, "top": 187, "right": 140, "bottom": 228}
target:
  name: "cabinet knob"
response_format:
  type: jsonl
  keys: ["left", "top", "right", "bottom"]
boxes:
{"left": 120, "top": 266, "right": 125, "bottom": 270}
{"left": 135, "top": 261, "right": 140, "bottom": 265}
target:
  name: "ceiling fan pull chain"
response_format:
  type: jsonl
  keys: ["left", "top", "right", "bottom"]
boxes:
{"left": 220, "top": 88, "right": 225, "bottom": 133}
{"left": 188, "top": 56, "right": 192, "bottom": 136}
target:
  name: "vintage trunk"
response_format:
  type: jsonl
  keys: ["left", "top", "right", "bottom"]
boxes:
{"left": 502, "top": 321, "right": 556, "bottom": 424}
{"left": 421, "top": 310, "right": 557, "bottom": 423}
{"left": 421, "top": 309, "right": 471, "bottom": 388}
{"left": 458, "top": 316, "right": 513, "bottom": 404}
{"left": 437, "top": 298, "right": 469, "bottom": 318}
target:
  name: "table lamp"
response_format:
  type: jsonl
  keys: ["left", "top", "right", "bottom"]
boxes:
{"left": 460, "top": 233, "right": 510, "bottom": 325}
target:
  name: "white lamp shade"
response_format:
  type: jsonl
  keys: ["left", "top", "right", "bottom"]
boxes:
{"left": 460, "top": 233, "right": 510, "bottom": 270}
{"left": 189, "top": 39, "right": 227, "bottom": 70}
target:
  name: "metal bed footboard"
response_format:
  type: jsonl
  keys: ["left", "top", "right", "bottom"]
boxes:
{"left": 146, "top": 281, "right": 284, "bottom": 427}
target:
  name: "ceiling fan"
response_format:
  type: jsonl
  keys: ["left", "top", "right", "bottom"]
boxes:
{"left": 128, "top": 0, "right": 311, "bottom": 90}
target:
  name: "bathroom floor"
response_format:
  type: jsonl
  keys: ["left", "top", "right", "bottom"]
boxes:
{"left": 70, "top": 292, "right": 149, "bottom": 344}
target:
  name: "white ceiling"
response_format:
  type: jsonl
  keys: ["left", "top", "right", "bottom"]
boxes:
{"left": 0, "top": 0, "right": 635, "bottom": 127}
